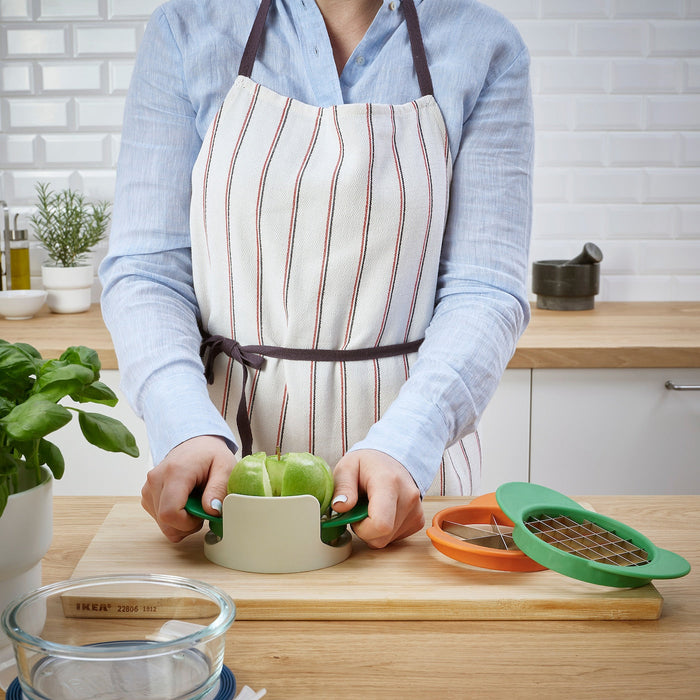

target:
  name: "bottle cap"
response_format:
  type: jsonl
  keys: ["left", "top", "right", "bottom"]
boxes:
{"left": 9, "top": 229, "right": 28, "bottom": 241}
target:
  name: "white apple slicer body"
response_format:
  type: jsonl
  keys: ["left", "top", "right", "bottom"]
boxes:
{"left": 186, "top": 493, "right": 368, "bottom": 574}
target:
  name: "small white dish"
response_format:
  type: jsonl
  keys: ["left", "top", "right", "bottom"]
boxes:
{"left": 0, "top": 290, "right": 48, "bottom": 320}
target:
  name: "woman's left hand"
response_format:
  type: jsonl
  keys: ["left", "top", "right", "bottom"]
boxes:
{"left": 330, "top": 449, "right": 424, "bottom": 548}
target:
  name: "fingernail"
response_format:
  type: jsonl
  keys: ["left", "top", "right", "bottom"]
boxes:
{"left": 332, "top": 495, "right": 348, "bottom": 506}
{"left": 210, "top": 498, "right": 222, "bottom": 514}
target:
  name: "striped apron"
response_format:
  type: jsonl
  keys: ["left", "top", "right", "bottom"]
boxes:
{"left": 191, "top": 0, "right": 480, "bottom": 495}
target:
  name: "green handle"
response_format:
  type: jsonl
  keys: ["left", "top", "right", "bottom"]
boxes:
{"left": 184, "top": 494, "right": 369, "bottom": 544}
{"left": 318, "top": 497, "right": 368, "bottom": 543}
{"left": 322, "top": 497, "right": 369, "bottom": 528}
{"left": 185, "top": 495, "right": 224, "bottom": 538}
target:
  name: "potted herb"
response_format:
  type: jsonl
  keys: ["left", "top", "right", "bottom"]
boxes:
{"left": 29, "top": 182, "right": 111, "bottom": 314}
{"left": 0, "top": 339, "right": 138, "bottom": 645}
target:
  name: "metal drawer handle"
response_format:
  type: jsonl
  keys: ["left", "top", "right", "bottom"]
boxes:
{"left": 665, "top": 381, "right": 700, "bottom": 391}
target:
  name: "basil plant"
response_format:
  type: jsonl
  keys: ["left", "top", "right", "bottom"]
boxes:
{"left": 0, "top": 340, "right": 139, "bottom": 517}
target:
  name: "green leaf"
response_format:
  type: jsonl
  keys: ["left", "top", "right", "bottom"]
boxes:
{"left": 0, "top": 481, "right": 8, "bottom": 519}
{"left": 0, "top": 342, "right": 39, "bottom": 375}
{"left": 7, "top": 440, "right": 37, "bottom": 466}
{"left": 0, "top": 343, "right": 37, "bottom": 398}
{"left": 0, "top": 450, "right": 25, "bottom": 476}
{"left": 78, "top": 411, "right": 139, "bottom": 457}
{"left": 32, "top": 360, "right": 94, "bottom": 401}
{"left": 13, "top": 342, "right": 42, "bottom": 360}
{"left": 59, "top": 346, "right": 101, "bottom": 377}
{"left": 39, "top": 438, "right": 65, "bottom": 480}
{"left": 70, "top": 380, "right": 118, "bottom": 407}
{"left": 0, "top": 396, "right": 16, "bottom": 419}
{"left": 1, "top": 398, "right": 72, "bottom": 441}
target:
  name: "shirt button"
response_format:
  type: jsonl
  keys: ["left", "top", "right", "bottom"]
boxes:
{"left": 314, "top": 46, "right": 319, "bottom": 56}
{"left": 389, "top": 1, "right": 396, "bottom": 10}
{"left": 355, "top": 55, "right": 365, "bottom": 66}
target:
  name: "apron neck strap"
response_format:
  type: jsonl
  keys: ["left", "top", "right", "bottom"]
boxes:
{"left": 401, "top": 0, "right": 433, "bottom": 97}
{"left": 239, "top": 0, "right": 273, "bottom": 80}
{"left": 238, "top": 0, "right": 434, "bottom": 97}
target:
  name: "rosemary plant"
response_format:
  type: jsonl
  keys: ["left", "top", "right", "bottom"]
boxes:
{"left": 30, "top": 183, "right": 111, "bottom": 268}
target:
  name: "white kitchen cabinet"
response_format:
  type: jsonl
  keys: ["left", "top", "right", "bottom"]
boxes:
{"left": 476, "top": 369, "right": 531, "bottom": 494}
{"left": 530, "top": 368, "right": 700, "bottom": 495}
{"left": 50, "top": 370, "right": 152, "bottom": 496}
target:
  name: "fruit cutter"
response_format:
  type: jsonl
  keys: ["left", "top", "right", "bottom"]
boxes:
{"left": 426, "top": 491, "right": 546, "bottom": 572}
{"left": 428, "top": 484, "right": 691, "bottom": 588}
{"left": 186, "top": 493, "right": 368, "bottom": 574}
{"left": 494, "top": 482, "right": 690, "bottom": 587}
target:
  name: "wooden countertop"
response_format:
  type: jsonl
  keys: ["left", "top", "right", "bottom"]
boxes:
{"left": 1, "top": 495, "right": 696, "bottom": 700}
{"left": 514, "top": 301, "right": 700, "bottom": 368}
{"left": 0, "top": 303, "right": 118, "bottom": 368}
{"left": 1, "top": 301, "right": 699, "bottom": 369}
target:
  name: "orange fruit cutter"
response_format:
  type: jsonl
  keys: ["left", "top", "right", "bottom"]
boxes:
{"left": 426, "top": 492, "right": 546, "bottom": 572}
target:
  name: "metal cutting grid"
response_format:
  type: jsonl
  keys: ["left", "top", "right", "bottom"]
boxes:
{"left": 525, "top": 514, "right": 649, "bottom": 567}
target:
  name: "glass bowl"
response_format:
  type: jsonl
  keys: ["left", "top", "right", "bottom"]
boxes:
{"left": 1, "top": 574, "right": 235, "bottom": 700}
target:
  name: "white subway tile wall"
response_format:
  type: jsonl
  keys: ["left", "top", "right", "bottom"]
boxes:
{"left": 1, "top": 0, "right": 699, "bottom": 300}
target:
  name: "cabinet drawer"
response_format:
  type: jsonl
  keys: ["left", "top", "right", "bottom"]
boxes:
{"left": 530, "top": 368, "right": 700, "bottom": 495}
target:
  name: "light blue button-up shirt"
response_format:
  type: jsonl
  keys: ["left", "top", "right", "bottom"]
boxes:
{"left": 99, "top": 0, "right": 533, "bottom": 494}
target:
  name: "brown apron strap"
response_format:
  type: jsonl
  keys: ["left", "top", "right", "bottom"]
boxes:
{"left": 238, "top": 0, "right": 273, "bottom": 78}
{"left": 200, "top": 335, "right": 424, "bottom": 457}
{"left": 401, "top": 0, "right": 434, "bottom": 97}
{"left": 239, "top": 0, "right": 434, "bottom": 96}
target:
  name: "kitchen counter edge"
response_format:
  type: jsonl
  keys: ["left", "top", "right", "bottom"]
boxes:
{"left": 0, "top": 301, "right": 698, "bottom": 369}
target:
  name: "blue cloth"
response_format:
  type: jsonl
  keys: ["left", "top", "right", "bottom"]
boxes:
{"left": 99, "top": 0, "right": 533, "bottom": 494}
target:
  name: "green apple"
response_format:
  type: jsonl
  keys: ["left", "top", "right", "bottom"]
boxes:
{"left": 264, "top": 450, "right": 287, "bottom": 497}
{"left": 270, "top": 451, "right": 334, "bottom": 513}
{"left": 227, "top": 450, "right": 334, "bottom": 513}
{"left": 227, "top": 451, "right": 272, "bottom": 497}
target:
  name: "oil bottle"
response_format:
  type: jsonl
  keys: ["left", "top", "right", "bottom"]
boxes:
{"left": 8, "top": 215, "right": 31, "bottom": 290}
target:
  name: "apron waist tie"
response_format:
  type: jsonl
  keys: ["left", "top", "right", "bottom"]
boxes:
{"left": 200, "top": 334, "right": 424, "bottom": 457}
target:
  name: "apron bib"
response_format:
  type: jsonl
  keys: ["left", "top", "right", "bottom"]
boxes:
{"left": 191, "top": 0, "right": 480, "bottom": 495}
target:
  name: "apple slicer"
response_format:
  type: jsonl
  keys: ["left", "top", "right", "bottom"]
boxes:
{"left": 186, "top": 493, "right": 368, "bottom": 574}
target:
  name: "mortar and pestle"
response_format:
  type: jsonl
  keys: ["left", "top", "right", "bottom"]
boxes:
{"left": 532, "top": 242, "right": 603, "bottom": 311}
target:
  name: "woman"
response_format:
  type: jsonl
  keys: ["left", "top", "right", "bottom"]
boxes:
{"left": 100, "top": 0, "right": 533, "bottom": 548}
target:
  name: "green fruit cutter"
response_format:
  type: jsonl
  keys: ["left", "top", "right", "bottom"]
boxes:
{"left": 186, "top": 493, "right": 368, "bottom": 574}
{"left": 495, "top": 482, "right": 690, "bottom": 588}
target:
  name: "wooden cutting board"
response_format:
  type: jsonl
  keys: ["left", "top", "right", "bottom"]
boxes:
{"left": 70, "top": 499, "right": 663, "bottom": 621}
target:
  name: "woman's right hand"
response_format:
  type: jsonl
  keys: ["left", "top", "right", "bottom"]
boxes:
{"left": 141, "top": 435, "right": 236, "bottom": 542}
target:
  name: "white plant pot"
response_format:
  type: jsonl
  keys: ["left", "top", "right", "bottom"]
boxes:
{"left": 0, "top": 469, "right": 53, "bottom": 650}
{"left": 41, "top": 263, "right": 94, "bottom": 314}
